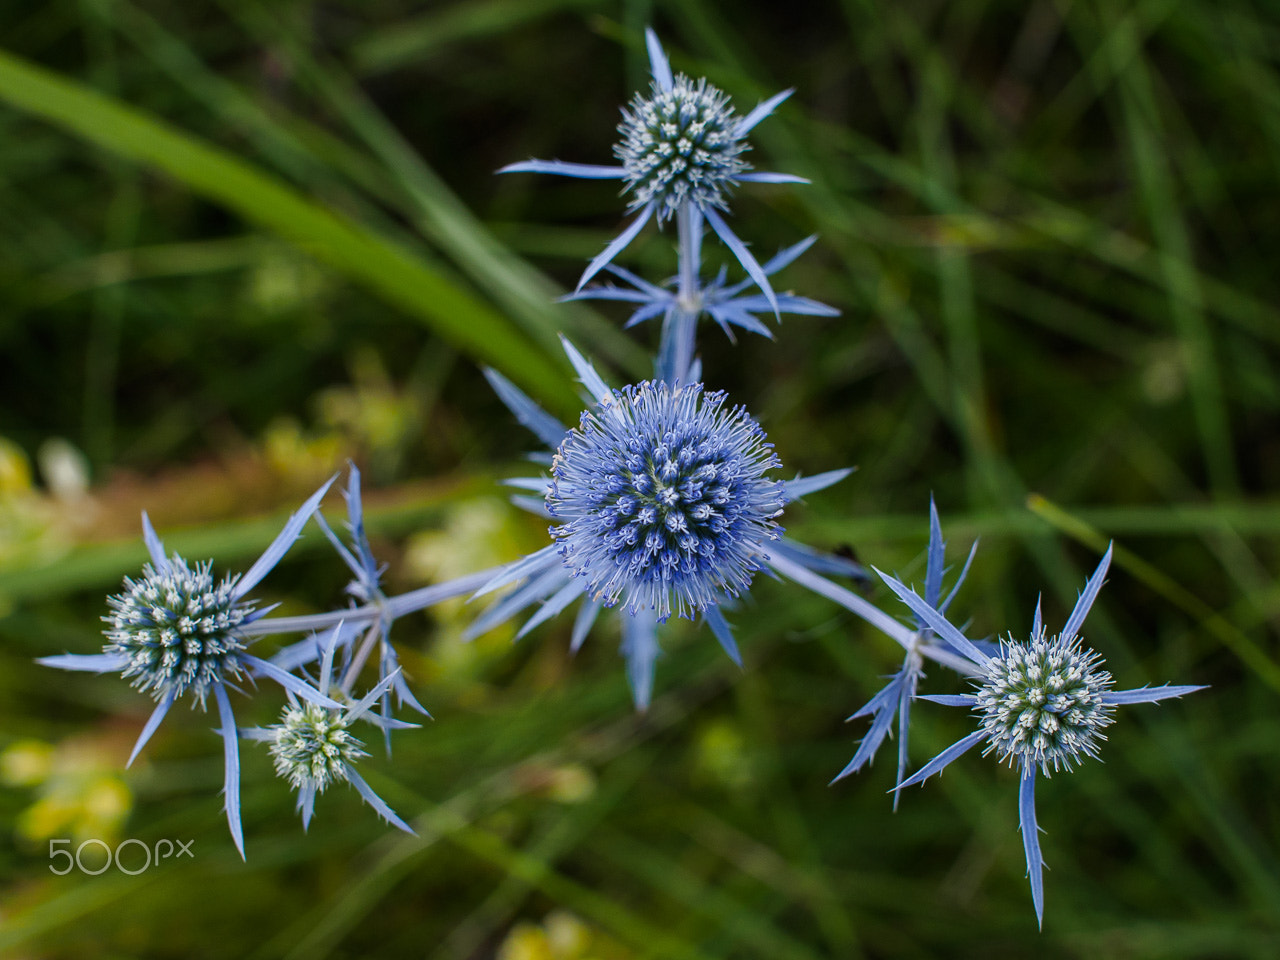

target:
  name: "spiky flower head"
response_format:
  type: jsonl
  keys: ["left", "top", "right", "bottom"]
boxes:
{"left": 268, "top": 702, "right": 366, "bottom": 794}
{"left": 104, "top": 558, "right": 250, "bottom": 704}
{"left": 547, "top": 380, "right": 784, "bottom": 622}
{"left": 976, "top": 631, "right": 1115, "bottom": 774}
{"left": 615, "top": 74, "right": 750, "bottom": 221}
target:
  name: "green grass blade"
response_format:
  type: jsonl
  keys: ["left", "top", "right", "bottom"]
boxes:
{"left": 0, "top": 48, "right": 578, "bottom": 413}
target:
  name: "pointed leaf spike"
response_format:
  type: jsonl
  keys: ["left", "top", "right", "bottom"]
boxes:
{"left": 571, "top": 598, "right": 603, "bottom": 654}
{"left": 515, "top": 578, "right": 587, "bottom": 641}
{"left": 38, "top": 652, "right": 128, "bottom": 673}
{"left": 318, "top": 625, "right": 340, "bottom": 697}
{"left": 735, "top": 171, "right": 810, "bottom": 185}
{"left": 236, "top": 477, "right": 336, "bottom": 599}
{"left": 925, "top": 496, "right": 945, "bottom": 608}
{"left": 483, "top": 367, "right": 569, "bottom": 448}
{"left": 140, "top": 512, "right": 170, "bottom": 572}
{"left": 760, "top": 234, "right": 818, "bottom": 274}
{"left": 213, "top": 683, "right": 245, "bottom": 859}
{"left": 345, "top": 669, "right": 406, "bottom": 724}
{"left": 875, "top": 568, "right": 991, "bottom": 666}
{"left": 621, "top": 610, "right": 661, "bottom": 711}
{"left": 703, "top": 605, "right": 742, "bottom": 667}
{"left": 128, "top": 689, "right": 176, "bottom": 767}
{"left": 917, "top": 694, "right": 978, "bottom": 707}
{"left": 939, "top": 538, "right": 978, "bottom": 614}
{"left": 558, "top": 336, "right": 613, "bottom": 405}
{"left": 735, "top": 88, "right": 793, "bottom": 136}
{"left": 782, "top": 468, "right": 854, "bottom": 501}
{"left": 577, "top": 202, "right": 655, "bottom": 292}
{"left": 894, "top": 729, "right": 986, "bottom": 791}
{"left": 831, "top": 680, "right": 900, "bottom": 784}
{"left": 1102, "top": 684, "right": 1208, "bottom": 705}
{"left": 244, "top": 655, "right": 343, "bottom": 709}
{"left": 314, "top": 510, "right": 361, "bottom": 582}
{"left": 893, "top": 671, "right": 917, "bottom": 811}
{"left": 299, "top": 785, "right": 316, "bottom": 831}
{"left": 497, "top": 159, "right": 625, "bottom": 178}
{"left": 1019, "top": 763, "right": 1046, "bottom": 929}
{"left": 1061, "top": 543, "right": 1113, "bottom": 645}
{"left": 346, "top": 767, "right": 415, "bottom": 834}
{"left": 704, "top": 208, "right": 778, "bottom": 317}
{"left": 645, "top": 28, "right": 673, "bottom": 92}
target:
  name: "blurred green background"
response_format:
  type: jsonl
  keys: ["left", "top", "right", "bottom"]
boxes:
{"left": 1, "top": 0, "right": 1277, "bottom": 956}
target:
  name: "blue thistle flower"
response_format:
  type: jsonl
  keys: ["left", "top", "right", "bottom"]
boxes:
{"left": 831, "top": 498, "right": 981, "bottom": 808}
{"left": 548, "top": 378, "right": 785, "bottom": 621}
{"left": 270, "top": 702, "right": 366, "bottom": 794}
{"left": 878, "top": 545, "right": 1206, "bottom": 927}
{"left": 241, "top": 628, "right": 415, "bottom": 834}
{"left": 498, "top": 28, "right": 806, "bottom": 313}
{"left": 39, "top": 480, "right": 342, "bottom": 857}
{"left": 103, "top": 556, "right": 251, "bottom": 705}
{"left": 460, "top": 337, "right": 869, "bottom": 710}
{"left": 615, "top": 71, "right": 749, "bottom": 220}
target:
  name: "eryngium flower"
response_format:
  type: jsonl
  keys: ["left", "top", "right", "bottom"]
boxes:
{"left": 976, "top": 632, "right": 1113, "bottom": 773}
{"left": 548, "top": 379, "right": 784, "bottom": 621}
{"left": 498, "top": 28, "right": 805, "bottom": 303}
{"left": 245, "top": 630, "right": 415, "bottom": 834}
{"left": 39, "top": 481, "right": 339, "bottom": 857}
{"left": 457, "top": 338, "right": 869, "bottom": 709}
{"left": 270, "top": 702, "right": 366, "bottom": 793}
{"left": 616, "top": 73, "right": 748, "bottom": 220}
{"left": 105, "top": 558, "right": 250, "bottom": 704}
{"left": 881, "top": 545, "right": 1206, "bottom": 927}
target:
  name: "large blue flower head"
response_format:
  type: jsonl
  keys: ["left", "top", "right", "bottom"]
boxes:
{"left": 547, "top": 379, "right": 784, "bottom": 621}
{"left": 616, "top": 73, "right": 749, "bottom": 221}
{"left": 456, "top": 339, "right": 869, "bottom": 710}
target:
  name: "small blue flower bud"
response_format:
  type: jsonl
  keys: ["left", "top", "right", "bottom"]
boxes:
{"left": 268, "top": 703, "right": 366, "bottom": 794}
{"left": 104, "top": 559, "right": 251, "bottom": 704}
{"left": 615, "top": 75, "right": 749, "bottom": 221}
{"left": 976, "top": 632, "right": 1115, "bottom": 774}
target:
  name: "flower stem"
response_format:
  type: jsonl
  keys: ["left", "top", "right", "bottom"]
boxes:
{"left": 658, "top": 202, "right": 703, "bottom": 385}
